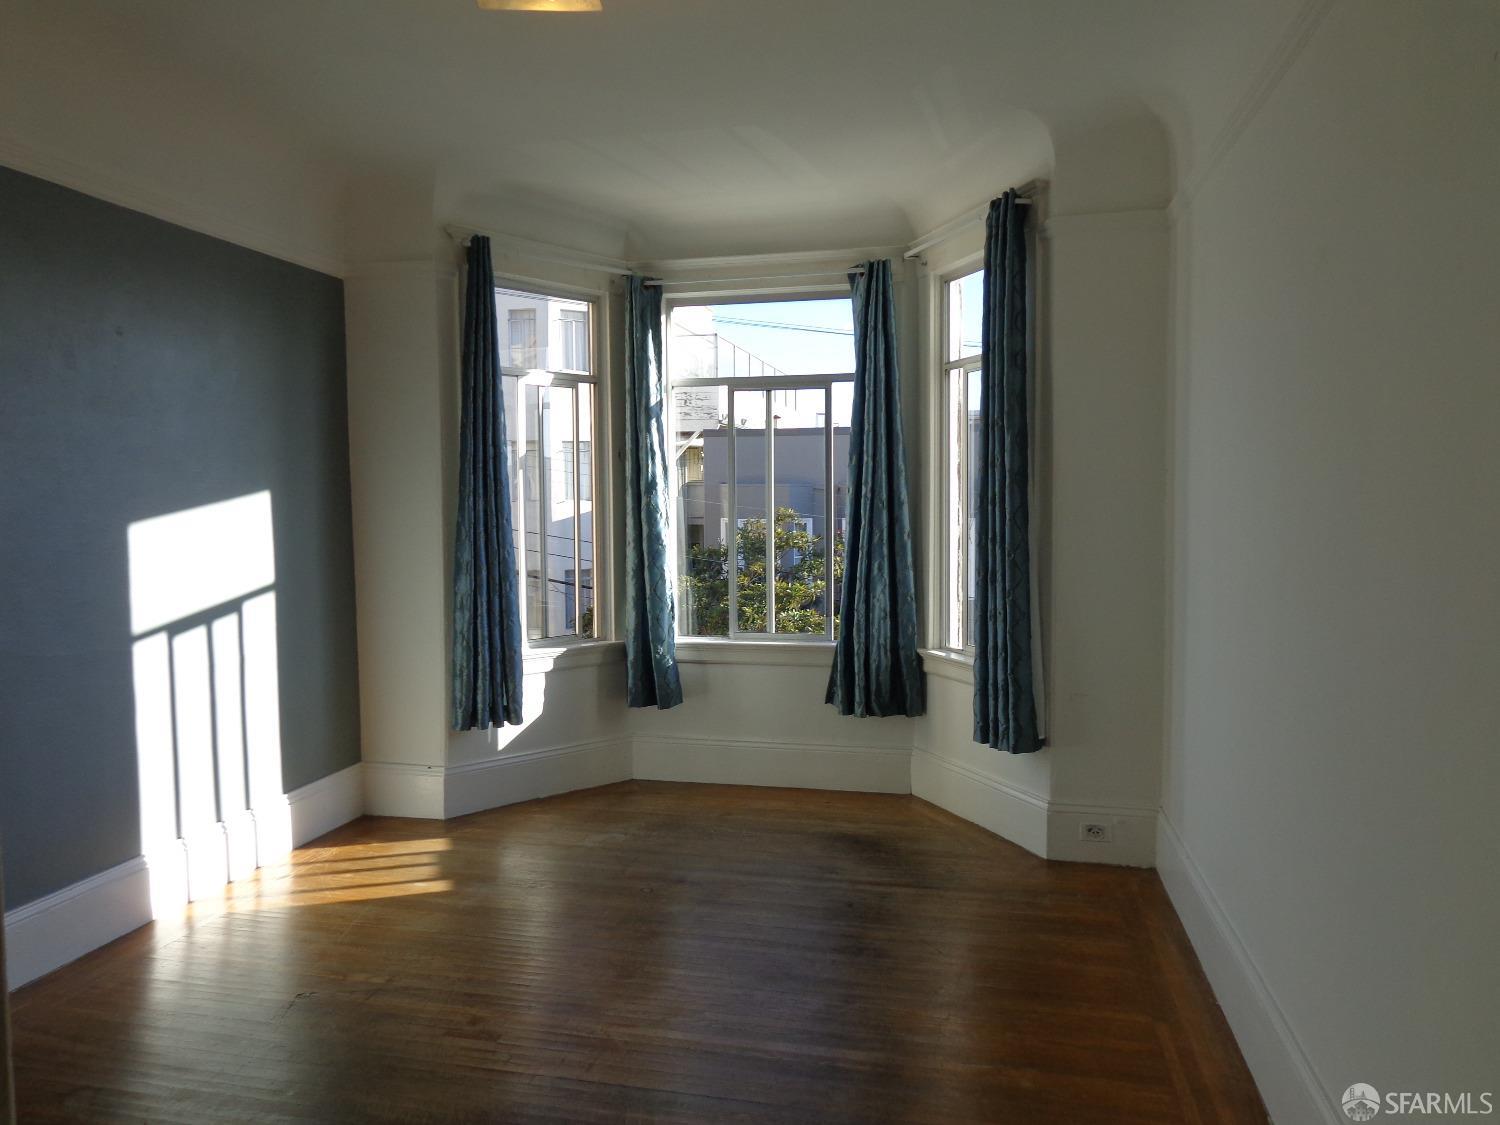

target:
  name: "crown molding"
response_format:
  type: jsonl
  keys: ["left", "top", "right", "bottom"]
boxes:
{"left": 1168, "top": 0, "right": 1339, "bottom": 221}
{"left": 444, "top": 223, "right": 631, "bottom": 275}
{"left": 1040, "top": 206, "right": 1169, "bottom": 239}
{"left": 343, "top": 259, "right": 459, "bottom": 282}
{"left": 0, "top": 135, "right": 346, "bottom": 278}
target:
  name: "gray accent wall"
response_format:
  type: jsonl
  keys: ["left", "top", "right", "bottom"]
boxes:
{"left": 0, "top": 165, "right": 360, "bottom": 910}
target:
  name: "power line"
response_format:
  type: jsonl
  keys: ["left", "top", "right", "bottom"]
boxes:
{"left": 714, "top": 316, "right": 854, "bottom": 337}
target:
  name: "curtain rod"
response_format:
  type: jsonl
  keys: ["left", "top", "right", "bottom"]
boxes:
{"left": 904, "top": 187, "right": 1039, "bottom": 260}
{"left": 637, "top": 266, "right": 867, "bottom": 288}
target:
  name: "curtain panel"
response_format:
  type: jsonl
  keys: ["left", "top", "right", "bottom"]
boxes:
{"left": 826, "top": 259, "right": 925, "bottom": 718}
{"left": 972, "top": 193, "right": 1042, "bottom": 753}
{"left": 451, "top": 235, "right": 525, "bottom": 729}
{"left": 623, "top": 276, "right": 684, "bottom": 709}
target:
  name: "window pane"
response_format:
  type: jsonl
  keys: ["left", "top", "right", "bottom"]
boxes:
{"left": 494, "top": 287, "right": 591, "bottom": 374}
{"left": 670, "top": 299, "right": 855, "bottom": 379}
{"left": 576, "top": 383, "right": 595, "bottom": 637}
{"left": 560, "top": 308, "right": 589, "bottom": 372}
{"left": 946, "top": 368, "right": 964, "bottom": 649}
{"left": 771, "top": 388, "right": 831, "bottom": 635}
{"left": 948, "top": 270, "right": 983, "bottom": 363}
{"left": 733, "top": 390, "right": 768, "bottom": 633}
{"left": 543, "top": 385, "right": 577, "bottom": 637}
{"left": 676, "top": 385, "right": 730, "bottom": 636}
{"left": 524, "top": 385, "right": 544, "bottom": 639}
{"left": 523, "top": 383, "right": 588, "bottom": 641}
{"left": 830, "top": 385, "right": 852, "bottom": 639}
{"left": 504, "top": 373, "right": 523, "bottom": 572}
{"left": 965, "top": 366, "right": 982, "bottom": 649}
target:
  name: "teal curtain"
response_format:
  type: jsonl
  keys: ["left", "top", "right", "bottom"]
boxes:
{"left": 973, "top": 193, "right": 1041, "bottom": 753}
{"left": 623, "top": 276, "right": 683, "bottom": 709}
{"left": 451, "top": 236, "right": 524, "bottom": 729}
{"left": 826, "top": 260, "right": 925, "bottom": 717}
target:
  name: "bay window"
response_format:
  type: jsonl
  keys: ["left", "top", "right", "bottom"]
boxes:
{"left": 669, "top": 298, "right": 854, "bottom": 640}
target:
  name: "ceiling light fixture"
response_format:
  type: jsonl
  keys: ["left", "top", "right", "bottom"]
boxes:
{"left": 477, "top": 0, "right": 602, "bottom": 11}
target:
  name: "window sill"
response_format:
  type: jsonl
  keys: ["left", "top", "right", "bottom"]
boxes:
{"left": 522, "top": 640, "right": 624, "bottom": 674}
{"left": 920, "top": 647, "right": 974, "bottom": 685}
{"left": 675, "top": 638, "right": 835, "bottom": 668}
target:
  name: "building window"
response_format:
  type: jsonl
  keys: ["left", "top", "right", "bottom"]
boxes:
{"left": 507, "top": 308, "right": 537, "bottom": 368}
{"left": 669, "top": 298, "right": 854, "bottom": 640}
{"left": 942, "top": 269, "right": 983, "bottom": 651}
{"left": 559, "top": 308, "right": 589, "bottom": 372}
{"left": 495, "top": 286, "right": 597, "bottom": 642}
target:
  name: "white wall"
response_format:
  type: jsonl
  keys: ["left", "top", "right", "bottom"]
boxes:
{"left": 633, "top": 647, "right": 914, "bottom": 792}
{"left": 909, "top": 123, "right": 1169, "bottom": 868}
{"left": 344, "top": 262, "right": 454, "bottom": 800}
{"left": 1165, "top": 1, "right": 1500, "bottom": 1118}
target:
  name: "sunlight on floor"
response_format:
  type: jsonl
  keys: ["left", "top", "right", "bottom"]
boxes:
{"left": 175, "top": 838, "right": 460, "bottom": 915}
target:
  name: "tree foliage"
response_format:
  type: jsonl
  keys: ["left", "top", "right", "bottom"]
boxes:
{"left": 683, "top": 506, "right": 845, "bottom": 636}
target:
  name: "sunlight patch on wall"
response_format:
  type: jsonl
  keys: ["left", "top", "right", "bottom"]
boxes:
{"left": 127, "top": 491, "right": 287, "bottom": 918}
{"left": 127, "top": 492, "right": 275, "bottom": 635}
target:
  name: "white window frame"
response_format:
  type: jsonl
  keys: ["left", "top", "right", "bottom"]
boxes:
{"left": 941, "top": 266, "right": 983, "bottom": 655}
{"left": 665, "top": 292, "right": 853, "bottom": 644}
{"left": 497, "top": 278, "right": 609, "bottom": 649}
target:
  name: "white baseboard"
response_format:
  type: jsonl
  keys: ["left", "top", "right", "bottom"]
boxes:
{"left": 910, "top": 747, "right": 1049, "bottom": 857}
{"left": 4, "top": 858, "right": 152, "bottom": 990}
{"left": 287, "top": 763, "right": 365, "bottom": 846}
{"left": 632, "top": 735, "right": 912, "bottom": 793}
{"left": 363, "top": 761, "right": 446, "bottom": 819}
{"left": 444, "top": 740, "right": 632, "bottom": 819}
{"left": 1046, "top": 801, "right": 1158, "bottom": 866}
{"left": 1156, "top": 813, "right": 1336, "bottom": 1125}
{"left": 4, "top": 763, "right": 367, "bottom": 992}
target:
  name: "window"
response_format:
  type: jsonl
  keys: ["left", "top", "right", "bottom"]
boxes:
{"left": 494, "top": 286, "right": 598, "bottom": 642}
{"left": 669, "top": 298, "right": 854, "bottom": 640}
{"left": 942, "top": 269, "right": 983, "bottom": 651}
{"left": 559, "top": 308, "right": 588, "bottom": 372}
{"left": 508, "top": 308, "right": 537, "bottom": 368}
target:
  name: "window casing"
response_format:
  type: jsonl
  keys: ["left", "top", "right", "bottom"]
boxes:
{"left": 668, "top": 298, "right": 855, "bottom": 641}
{"left": 942, "top": 269, "right": 983, "bottom": 652}
{"left": 495, "top": 285, "right": 599, "bottom": 644}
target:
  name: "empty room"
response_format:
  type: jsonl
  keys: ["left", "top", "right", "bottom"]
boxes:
{"left": 1, "top": 1, "right": 1496, "bottom": 1122}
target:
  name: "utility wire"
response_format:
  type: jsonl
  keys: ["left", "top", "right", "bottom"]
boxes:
{"left": 714, "top": 316, "right": 854, "bottom": 337}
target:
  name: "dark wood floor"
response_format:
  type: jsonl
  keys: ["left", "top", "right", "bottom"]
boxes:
{"left": 10, "top": 782, "right": 1265, "bottom": 1123}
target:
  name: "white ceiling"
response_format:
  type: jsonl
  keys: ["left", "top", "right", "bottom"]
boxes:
{"left": 4, "top": 0, "right": 1309, "bottom": 260}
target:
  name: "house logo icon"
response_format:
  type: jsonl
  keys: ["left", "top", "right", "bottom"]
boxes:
{"left": 1342, "top": 1084, "right": 1381, "bottom": 1121}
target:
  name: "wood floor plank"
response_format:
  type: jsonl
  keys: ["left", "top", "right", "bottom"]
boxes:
{"left": 9, "top": 782, "right": 1266, "bottom": 1123}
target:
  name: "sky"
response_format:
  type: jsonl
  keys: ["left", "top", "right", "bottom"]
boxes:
{"left": 687, "top": 298, "right": 855, "bottom": 376}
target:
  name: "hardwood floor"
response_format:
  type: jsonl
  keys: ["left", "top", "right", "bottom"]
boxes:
{"left": 9, "top": 783, "right": 1265, "bottom": 1123}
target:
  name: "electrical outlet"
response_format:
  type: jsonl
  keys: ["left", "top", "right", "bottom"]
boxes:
{"left": 1080, "top": 822, "right": 1113, "bottom": 843}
